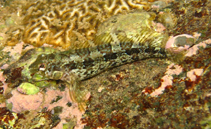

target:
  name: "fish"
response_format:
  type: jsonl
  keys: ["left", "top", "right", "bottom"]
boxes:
{"left": 4, "top": 12, "right": 170, "bottom": 110}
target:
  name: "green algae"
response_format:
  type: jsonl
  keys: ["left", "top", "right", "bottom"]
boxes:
{"left": 19, "top": 82, "right": 39, "bottom": 95}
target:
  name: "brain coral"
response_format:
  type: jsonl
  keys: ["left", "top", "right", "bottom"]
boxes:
{"left": 20, "top": 0, "right": 148, "bottom": 49}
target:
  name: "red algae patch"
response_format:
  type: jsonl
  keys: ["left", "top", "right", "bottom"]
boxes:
{"left": 7, "top": 90, "right": 43, "bottom": 112}
{"left": 185, "top": 39, "right": 211, "bottom": 57}
{"left": 6, "top": 87, "right": 87, "bottom": 129}
{"left": 147, "top": 63, "right": 183, "bottom": 97}
{"left": 187, "top": 69, "right": 203, "bottom": 82}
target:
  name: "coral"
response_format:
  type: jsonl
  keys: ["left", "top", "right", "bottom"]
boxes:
{"left": 13, "top": 0, "right": 151, "bottom": 49}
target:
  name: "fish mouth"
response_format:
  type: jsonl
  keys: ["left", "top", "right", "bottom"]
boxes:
{"left": 3, "top": 66, "right": 24, "bottom": 87}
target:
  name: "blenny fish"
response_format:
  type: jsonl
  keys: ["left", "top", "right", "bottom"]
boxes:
{"left": 4, "top": 12, "right": 172, "bottom": 110}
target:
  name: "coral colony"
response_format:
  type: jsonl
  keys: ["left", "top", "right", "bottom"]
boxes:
{"left": 8, "top": 0, "right": 148, "bottom": 49}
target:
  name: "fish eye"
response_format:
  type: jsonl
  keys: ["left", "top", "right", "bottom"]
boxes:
{"left": 39, "top": 63, "right": 46, "bottom": 71}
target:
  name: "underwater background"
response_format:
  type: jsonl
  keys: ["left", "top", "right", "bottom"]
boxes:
{"left": 0, "top": 0, "right": 211, "bottom": 128}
